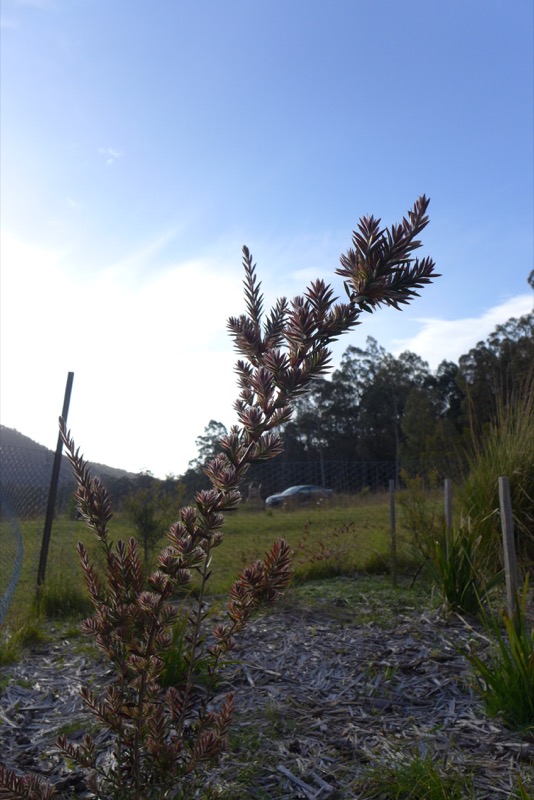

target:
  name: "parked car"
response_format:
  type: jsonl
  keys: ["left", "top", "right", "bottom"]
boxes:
{"left": 265, "top": 485, "right": 333, "bottom": 508}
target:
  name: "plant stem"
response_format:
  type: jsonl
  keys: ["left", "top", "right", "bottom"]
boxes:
{"left": 176, "top": 533, "right": 215, "bottom": 741}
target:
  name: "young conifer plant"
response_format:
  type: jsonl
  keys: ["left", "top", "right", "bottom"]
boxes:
{"left": 0, "top": 197, "right": 438, "bottom": 800}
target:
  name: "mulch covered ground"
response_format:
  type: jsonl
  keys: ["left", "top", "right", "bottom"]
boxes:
{"left": 1, "top": 582, "right": 533, "bottom": 798}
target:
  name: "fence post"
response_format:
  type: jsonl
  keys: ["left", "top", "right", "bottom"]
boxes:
{"left": 444, "top": 478, "right": 453, "bottom": 559}
{"left": 389, "top": 479, "right": 397, "bottom": 587}
{"left": 36, "top": 372, "right": 75, "bottom": 589}
{"left": 498, "top": 476, "right": 519, "bottom": 623}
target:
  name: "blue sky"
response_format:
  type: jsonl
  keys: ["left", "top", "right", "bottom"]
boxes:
{"left": 1, "top": 0, "right": 532, "bottom": 478}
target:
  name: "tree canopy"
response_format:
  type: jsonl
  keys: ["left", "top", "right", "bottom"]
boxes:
{"left": 184, "top": 311, "right": 533, "bottom": 497}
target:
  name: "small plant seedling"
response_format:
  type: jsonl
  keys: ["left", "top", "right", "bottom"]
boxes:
{"left": 358, "top": 751, "right": 476, "bottom": 799}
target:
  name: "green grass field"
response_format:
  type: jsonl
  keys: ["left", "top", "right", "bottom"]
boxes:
{"left": 1, "top": 492, "right": 417, "bottom": 630}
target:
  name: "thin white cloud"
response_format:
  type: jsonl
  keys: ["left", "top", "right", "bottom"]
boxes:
{"left": 391, "top": 294, "right": 532, "bottom": 369}
{"left": 104, "top": 226, "right": 181, "bottom": 278}
{"left": 98, "top": 147, "right": 124, "bottom": 166}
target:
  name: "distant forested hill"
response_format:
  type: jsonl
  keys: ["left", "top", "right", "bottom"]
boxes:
{"left": 0, "top": 425, "right": 137, "bottom": 507}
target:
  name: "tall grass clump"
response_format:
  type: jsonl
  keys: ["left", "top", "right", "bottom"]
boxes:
{"left": 399, "top": 478, "right": 494, "bottom": 614}
{"left": 0, "top": 620, "right": 46, "bottom": 667}
{"left": 396, "top": 471, "right": 484, "bottom": 610}
{"left": 461, "top": 374, "right": 534, "bottom": 572}
{"left": 33, "top": 574, "right": 93, "bottom": 620}
{"left": 0, "top": 197, "right": 438, "bottom": 799}
{"left": 429, "top": 522, "right": 494, "bottom": 615}
{"left": 468, "top": 578, "right": 534, "bottom": 732}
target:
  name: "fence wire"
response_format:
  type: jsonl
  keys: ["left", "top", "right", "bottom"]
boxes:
{"left": 242, "top": 455, "right": 461, "bottom": 501}
{"left": 0, "top": 501, "right": 23, "bottom": 625}
{"left": 0, "top": 439, "right": 461, "bottom": 624}
{"left": 0, "top": 444, "right": 74, "bottom": 624}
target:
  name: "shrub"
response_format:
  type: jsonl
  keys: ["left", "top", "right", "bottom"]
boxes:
{"left": 0, "top": 768, "right": 56, "bottom": 800}
{"left": 1, "top": 197, "right": 438, "bottom": 799}
{"left": 125, "top": 478, "right": 186, "bottom": 564}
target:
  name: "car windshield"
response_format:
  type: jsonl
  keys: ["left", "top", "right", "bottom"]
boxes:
{"left": 280, "top": 486, "right": 309, "bottom": 495}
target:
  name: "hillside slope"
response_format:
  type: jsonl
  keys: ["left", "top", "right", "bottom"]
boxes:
{"left": 0, "top": 426, "right": 137, "bottom": 514}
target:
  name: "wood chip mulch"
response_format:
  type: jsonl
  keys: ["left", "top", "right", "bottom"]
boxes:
{"left": 1, "top": 590, "right": 533, "bottom": 799}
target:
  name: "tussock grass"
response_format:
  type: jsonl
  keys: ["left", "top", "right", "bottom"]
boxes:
{"left": 0, "top": 619, "right": 46, "bottom": 666}
{"left": 468, "top": 579, "right": 534, "bottom": 732}
{"left": 34, "top": 572, "right": 93, "bottom": 619}
{"left": 428, "top": 524, "right": 496, "bottom": 615}
{"left": 461, "top": 375, "right": 534, "bottom": 572}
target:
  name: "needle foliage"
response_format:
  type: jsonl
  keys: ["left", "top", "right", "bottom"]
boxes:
{"left": 1, "top": 197, "right": 438, "bottom": 799}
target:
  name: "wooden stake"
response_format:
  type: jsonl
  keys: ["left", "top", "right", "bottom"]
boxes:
{"left": 498, "top": 476, "right": 519, "bottom": 622}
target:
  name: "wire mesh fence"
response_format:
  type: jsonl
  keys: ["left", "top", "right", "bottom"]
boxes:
{"left": 0, "top": 437, "right": 462, "bottom": 623}
{"left": 0, "top": 443, "right": 74, "bottom": 624}
{"left": 245, "top": 458, "right": 397, "bottom": 499}
{"left": 0, "top": 445, "right": 76, "bottom": 515}
{"left": 0, "top": 501, "right": 23, "bottom": 626}
{"left": 242, "top": 455, "right": 462, "bottom": 502}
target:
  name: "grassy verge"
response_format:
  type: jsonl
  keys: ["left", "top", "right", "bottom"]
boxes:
{"left": 1, "top": 514, "right": 131, "bottom": 627}
{"left": 287, "top": 574, "right": 432, "bottom": 626}
{"left": 2, "top": 492, "right": 412, "bottom": 629}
